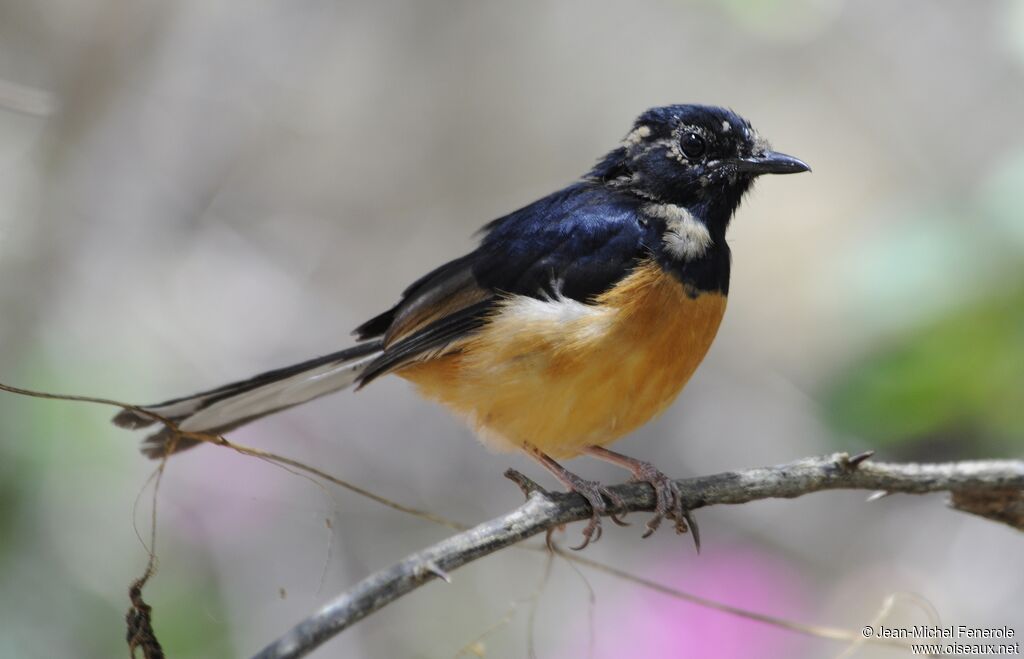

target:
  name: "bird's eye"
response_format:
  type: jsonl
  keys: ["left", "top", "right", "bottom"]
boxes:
{"left": 680, "top": 132, "right": 706, "bottom": 159}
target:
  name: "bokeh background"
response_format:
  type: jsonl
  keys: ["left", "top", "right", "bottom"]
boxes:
{"left": 1, "top": 1, "right": 1022, "bottom": 657}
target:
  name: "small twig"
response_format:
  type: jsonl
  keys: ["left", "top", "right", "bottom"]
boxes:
{"left": 0, "top": 381, "right": 465, "bottom": 531}
{"left": 503, "top": 468, "right": 549, "bottom": 499}
{"left": 252, "top": 452, "right": 1024, "bottom": 659}
{"left": 454, "top": 548, "right": 555, "bottom": 658}
{"left": 126, "top": 440, "right": 175, "bottom": 658}
{"left": 218, "top": 437, "right": 464, "bottom": 530}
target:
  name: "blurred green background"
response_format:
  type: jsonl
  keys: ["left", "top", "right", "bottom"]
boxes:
{"left": 0, "top": 0, "right": 1021, "bottom": 657}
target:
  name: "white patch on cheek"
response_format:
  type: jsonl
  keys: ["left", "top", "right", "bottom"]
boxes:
{"left": 642, "top": 203, "right": 712, "bottom": 260}
{"left": 721, "top": 120, "right": 731, "bottom": 133}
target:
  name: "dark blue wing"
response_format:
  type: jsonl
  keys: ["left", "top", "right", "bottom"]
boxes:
{"left": 356, "top": 182, "right": 653, "bottom": 383}
{"left": 473, "top": 182, "right": 652, "bottom": 301}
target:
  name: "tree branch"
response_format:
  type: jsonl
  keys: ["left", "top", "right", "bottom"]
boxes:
{"left": 252, "top": 452, "right": 1024, "bottom": 659}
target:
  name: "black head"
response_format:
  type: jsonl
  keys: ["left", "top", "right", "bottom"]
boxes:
{"left": 588, "top": 104, "right": 809, "bottom": 238}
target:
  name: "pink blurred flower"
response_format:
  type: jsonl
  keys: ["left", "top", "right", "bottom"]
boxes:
{"left": 576, "top": 546, "right": 811, "bottom": 659}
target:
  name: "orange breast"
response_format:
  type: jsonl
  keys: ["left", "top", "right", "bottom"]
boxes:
{"left": 398, "top": 262, "right": 727, "bottom": 459}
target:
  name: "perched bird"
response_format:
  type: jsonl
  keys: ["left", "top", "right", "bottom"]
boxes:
{"left": 114, "top": 104, "right": 809, "bottom": 548}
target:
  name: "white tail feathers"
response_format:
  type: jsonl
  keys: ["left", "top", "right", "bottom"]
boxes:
{"left": 113, "top": 342, "right": 382, "bottom": 458}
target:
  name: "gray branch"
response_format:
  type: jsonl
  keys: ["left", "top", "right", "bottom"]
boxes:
{"left": 251, "top": 452, "right": 1024, "bottom": 659}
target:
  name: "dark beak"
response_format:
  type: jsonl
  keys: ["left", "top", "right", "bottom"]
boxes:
{"left": 731, "top": 151, "right": 811, "bottom": 175}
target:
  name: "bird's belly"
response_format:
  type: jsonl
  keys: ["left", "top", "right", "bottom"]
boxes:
{"left": 397, "top": 263, "right": 727, "bottom": 459}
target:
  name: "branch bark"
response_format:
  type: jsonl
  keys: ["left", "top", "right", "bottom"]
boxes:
{"left": 252, "top": 452, "right": 1024, "bottom": 659}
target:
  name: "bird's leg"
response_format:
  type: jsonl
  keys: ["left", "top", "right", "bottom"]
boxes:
{"left": 581, "top": 445, "right": 699, "bottom": 551}
{"left": 521, "top": 444, "right": 627, "bottom": 550}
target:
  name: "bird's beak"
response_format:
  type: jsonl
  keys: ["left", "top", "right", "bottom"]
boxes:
{"left": 730, "top": 151, "right": 811, "bottom": 175}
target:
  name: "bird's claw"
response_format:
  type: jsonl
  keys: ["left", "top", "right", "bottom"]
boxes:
{"left": 563, "top": 476, "right": 626, "bottom": 550}
{"left": 631, "top": 461, "right": 700, "bottom": 552}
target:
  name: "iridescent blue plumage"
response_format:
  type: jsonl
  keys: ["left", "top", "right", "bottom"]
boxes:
{"left": 474, "top": 182, "right": 653, "bottom": 302}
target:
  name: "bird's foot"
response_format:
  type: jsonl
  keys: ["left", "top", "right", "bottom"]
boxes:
{"left": 555, "top": 469, "right": 629, "bottom": 550}
{"left": 581, "top": 446, "right": 700, "bottom": 551}
{"left": 629, "top": 461, "right": 700, "bottom": 551}
{"left": 521, "top": 444, "right": 630, "bottom": 550}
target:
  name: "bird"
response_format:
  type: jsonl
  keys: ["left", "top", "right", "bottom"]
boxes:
{"left": 113, "top": 104, "right": 809, "bottom": 549}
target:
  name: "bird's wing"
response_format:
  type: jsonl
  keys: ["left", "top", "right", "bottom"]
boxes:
{"left": 355, "top": 183, "right": 653, "bottom": 384}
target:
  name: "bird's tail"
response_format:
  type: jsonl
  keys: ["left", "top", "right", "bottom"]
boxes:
{"left": 113, "top": 341, "right": 383, "bottom": 458}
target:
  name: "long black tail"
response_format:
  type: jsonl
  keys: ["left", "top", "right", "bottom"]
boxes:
{"left": 113, "top": 341, "right": 383, "bottom": 458}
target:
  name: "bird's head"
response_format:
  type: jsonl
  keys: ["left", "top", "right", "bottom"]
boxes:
{"left": 589, "top": 104, "right": 809, "bottom": 242}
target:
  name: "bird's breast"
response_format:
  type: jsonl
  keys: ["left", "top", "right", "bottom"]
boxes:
{"left": 398, "top": 262, "right": 727, "bottom": 458}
